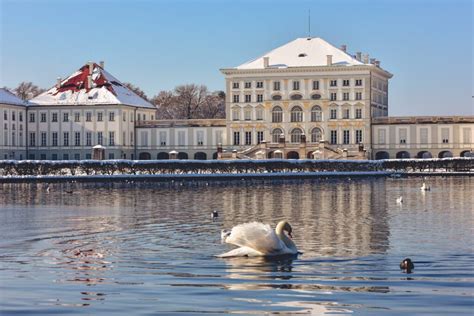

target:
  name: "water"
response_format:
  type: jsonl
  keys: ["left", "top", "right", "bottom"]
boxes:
{"left": 0, "top": 177, "right": 473, "bottom": 315}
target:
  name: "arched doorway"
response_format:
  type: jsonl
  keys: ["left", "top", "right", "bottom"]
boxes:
{"left": 287, "top": 151, "right": 299, "bottom": 159}
{"left": 438, "top": 151, "right": 453, "bottom": 158}
{"left": 177, "top": 152, "right": 188, "bottom": 160}
{"left": 194, "top": 152, "right": 207, "bottom": 160}
{"left": 139, "top": 152, "right": 151, "bottom": 160}
{"left": 157, "top": 152, "right": 169, "bottom": 160}
{"left": 267, "top": 151, "right": 274, "bottom": 159}
{"left": 396, "top": 151, "right": 410, "bottom": 159}
{"left": 461, "top": 150, "right": 473, "bottom": 157}
{"left": 417, "top": 151, "right": 432, "bottom": 159}
{"left": 307, "top": 151, "right": 314, "bottom": 159}
{"left": 375, "top": 151, "right": 390, "bottom": 160}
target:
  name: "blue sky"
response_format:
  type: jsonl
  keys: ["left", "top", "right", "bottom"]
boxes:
{"left": 1, "top": 0, "right": 472, "bottom": 115}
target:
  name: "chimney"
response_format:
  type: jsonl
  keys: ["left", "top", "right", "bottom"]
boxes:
{"left": 87, "top": 75, "right": 93, "bottom": 89}
{"left": 370, "top": 58, "right": 376, "bottom": 64}
{"left": 263, "top": 56, "right": 269, "bottom": 68}
{"left": 375, "top": 60, "right": 381, "bottom": 67}
{"left": 326, "top": 55, "right": 333, "bottom": 66}
{"left": 99, "top": 61, "right": 105, "bottom": 69}
{"left": 356, "top": 52, "right": 362, "bottom": 61}
{"left": 88, "top": 61, "right": 94, "bottom": 74}
{"left": 363, "top": 54, "right": 369, "bottom": 64}
{"left": 56, "top": 77, "right": 62, "bottom": 89}
{"left": 340, "top": 45, "right": 347, "bottom": 52}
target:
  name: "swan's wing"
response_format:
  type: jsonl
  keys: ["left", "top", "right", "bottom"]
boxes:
{"left": 216, "top": 246, "right": 263, "bottom": 258}
{"left": 225, "top": 222, "right": 285, "bottom": 255}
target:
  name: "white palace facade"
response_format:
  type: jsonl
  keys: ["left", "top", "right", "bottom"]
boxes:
{"left": 1, "top": 37, "right": 473, "bottom": 161}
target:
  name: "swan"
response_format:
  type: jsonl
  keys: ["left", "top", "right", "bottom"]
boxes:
{"left": 217, "top": 220, "right": 298, "bottom": 258}
{"left": 396, "top": 196, "right": 403, "bottom": 203}
{"left": 420, "top": 182, "right": 430, "bottom": 191}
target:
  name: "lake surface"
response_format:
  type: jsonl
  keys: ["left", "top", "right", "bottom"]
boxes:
{"left": 0, "top": 177, "right": 473, "bottom": 315}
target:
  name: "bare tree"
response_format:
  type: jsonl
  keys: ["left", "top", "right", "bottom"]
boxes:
{"left": 123, "top": 82, "right": 148, "bottom": 101}
{"left": 14, "top": 82, "right": 45, "bottom": 100}
{"left": 151, "top": 84, "right": 225, "bottom": 120}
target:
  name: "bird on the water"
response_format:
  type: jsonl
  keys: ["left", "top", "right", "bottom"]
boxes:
{"left": 400, "top": 258, "right": 414, "bottom": 272}
{"left": 211, "top": 210, "right": 219, "bottom": 220}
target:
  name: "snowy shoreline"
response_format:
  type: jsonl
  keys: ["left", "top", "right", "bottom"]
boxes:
{"left": 0, "top": 171, "right": 472, "bottom": 183}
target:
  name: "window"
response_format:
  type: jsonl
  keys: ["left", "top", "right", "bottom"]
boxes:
{"left": 330, "top": 80, "right": 337, "bottom": 87}
{"left": 52, "top": 132, "right": 58, "bottom": 146}
{"left": 272, "top": 106, "right": 283, "bottom": 123}
{"left": 75, "top": 132, "right": 81, "bottom": 146}
{"left": 130, "top": 131, "right": 134, "bottom": 145}
{"left": 343, "top": 130, "right": 350, "bottom": 144}
{"left": 177, "top": 131, "right": 185, "bottom": 146}
{"left": 343, "top": 79, "right": 350, "bottom": 86}
{"left": 312, "top": 80, "right": 319, "bottom": 90}
{"left": 257, "top": 131, "right": 264, "bottom": 144}
{"left": 40, "top": 113, "right": 46, "bottom": 122}
{"left": 109, "top": 112, "right": 115, "bottom": 121}
{"left": 245, "top": 131, "right": 252, "bottom": 145}
{"left": 330, "top": 93, "right": 337, "bottom": 101}
{"left": 355, "top": 79, "right": 362, "bottom": 86}
{"left": 85, "top": 154, "right": 91, "bottom": 160}
{"left": 232, "top": 107, "right": 240, "bottom": 121}
{"left": 215, "top": 130, "right": 223, "bottom": 145}
{"left": 108, "top": 153, "right": 114, "bottom": 160}
{"left": 463, "top": 128, "right": 472, "bottom": 144}
{"left": 292, "top": 81, "right": 300, "bottom": 90}
{"left": 159, "top": 131, "right": 167, "bottom": 146}
{"left": 74, "top": 153, "right": 80, "bottom": 160}
{"left": 233, "top": 94, "right": 240, "bottom": 103}
{"left": 290, "top": 128, "right": 302, "bottom": 143}
{"left": 197, "top": 131, "right": 204, "bottom": 146}
{"left": 130, "top": 113, "right": 134, "bottom": 122}
{"left": 257, "top": 94, "right": 263, "bottom": 102}
{"left": 441, "top": 128, "right": 449, "bottom": 143}
{"left": 109, "top": 131, "right": 115, "bottom": 146}
{"left": 355, "top": 92, "right": 362, "bottom": 100}
{"left": 233, "top": 131, "right": 240, "bottom": 145}
{"left": 244, "top": 107, "right": 252, "bottom": 121}
{"left": 86, "top": 132, "right": 92, "bottom": 146}
{"left": 290, "top": 106, "right": 303, "bottom": 122}
{"left": 123, "top": 112, "right": 126, "bottom": 122}
{"left": 98, "top": 132, "right": 103, "bottom": 145}
{"left": 86, "top": 112, "right": 92, "bottom": 122}
{"left": 11, "top": 132, "right": 15, "bottom": 146}
{"left": 330, "top": 108, "right": 337, "bottom": 119}
{"left": 143, "top": 114, "right": 147, "bottom": 121}
{"left": 63, "top": 154, "right": 69, "bottom": 160}
{"left": 355, "top": 108, "right": 362, "bottom": 119}
{"left": 29, "top": 113, "right": 35, "bottom": 123}
{"left": 52, "top": 113, "right": 58, "bottom": 122}
{"left": 19, "top": 112, "right": 23, "bottom": 122}
{"left": 3, "top": 123, "right": 6, "bottom": 130}
{"left": 378, "top": 129, "right": 386, "bottom": 144}
{"left": 123, "top": 131, "right": 126, "bottom": 146}
{"left": 232, "top": 82, "right": 239, "bottom": 89}
{"left": 97, "top": 112, "right": 103, "bottom": 122}
{"left": 74, "top": 112, "right": 80, "bottom": 122}
{"left": 245, "top": 94, "right": 251, "bottom": 102}
{"left": 399, "top": 128, "right": 407, "bottom": 144}
{"left": 343, "top": 92, "right": 349, "bottom": 101}
{"left": 256, "top": 81, "right": 263, "bottom": 88}
{"left": 63, "top": 113, "right": 69, "bottom": 122}
{"left": 311, "top": 128, "right": 322, "bottom": 143}
{"left": 41, "top": 132, "right": 47, "bottom": 146}
{"left": 272, "top": 128, "right": 283, "bottom": 143}
{"left": 244, "top": 82, "right": 251, "bottom": 89}
{"left": 272, "top": 94, "right": 282, "bottom": 101}
{"left": 256, "top": 107, "right": 263, "bottom": 120}
{"left": 343, "top": 108, "right": 350, "bottom": 119}
{"left": 63, "top": 132, "right": 69, "bottom": 146}
{"left": 273, "top": 81, "right": 280, "bottom": 91}
{"left": 356, "top": 130, "right": 363, "bottom": 144}
{"left": 330, "top": 130, "right": 337, "bottom": 144}
{"left": 420, "top": 128, "right": 428, "bottom": 144}
{"left": 3, "top": 111, "right": 6, "bottom": 120}
{"left": 311, "top": 106, "right": 322, "bottom": 122}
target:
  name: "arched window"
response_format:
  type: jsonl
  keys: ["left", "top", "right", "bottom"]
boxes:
{"left": 244, "top": 106, "right": 252, "bottom": 121}
{"left": 290, "top": 128, "right": 303, "bottom": 143}
{"left": 272, "top": 106, "right": 283, "bottom": 123}
{"left": 311, "top": 127, "right": 322, "bottom": 143}
{"left": 272, "top": 128, "right": 283, "bottom": 143}
{"left": 311, "top": 105, "right": 322, "bottom": 122}
{"left": 231, "top": 107, "right": 240, "bottom": 121}
{"left": 290, "top": 106, "right": 303, "bottom": 122}
{"left": 255, "top": 106, "right": 264, "bottom": 120}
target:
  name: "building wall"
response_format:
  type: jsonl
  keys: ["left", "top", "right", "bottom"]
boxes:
{"left": 0, "top": 103, "right": 27, "bottom": 159}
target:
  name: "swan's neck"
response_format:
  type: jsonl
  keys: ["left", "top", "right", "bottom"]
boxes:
{"left": 275, "top": 228, "right": 297, "bottom": 251}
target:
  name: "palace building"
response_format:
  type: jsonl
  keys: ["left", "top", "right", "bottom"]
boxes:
{"left": 0, "top": 38, "right": 472, "bottom": 160}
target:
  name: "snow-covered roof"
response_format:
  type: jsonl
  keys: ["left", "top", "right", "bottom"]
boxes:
{"left": 30, "top": 63, "right": 154, "bottom": 108}
{"left": 236, "top": 37, "right": 365, "bottom": 69}
{"left": 0, "top": 88, "right": 27, "bottom": 106}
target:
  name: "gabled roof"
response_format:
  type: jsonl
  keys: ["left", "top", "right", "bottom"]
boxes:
{"left": 236, "top": 37, "right": 365, "bottom": 69}
{"left": 0, "top": 88, "right": 27, "bottom": 106}
{"left": 30, "top": 63, "right": 154, "bottom": 108}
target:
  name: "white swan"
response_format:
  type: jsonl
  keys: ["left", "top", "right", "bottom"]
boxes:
{"left": 396, "top": 196, "right": 403, "bottom": 203}
{"left": 420, "top": 182, "right": 430, "bottom": 191}
{"left": 217, "top": 220, "right": 298, "bottom": 257}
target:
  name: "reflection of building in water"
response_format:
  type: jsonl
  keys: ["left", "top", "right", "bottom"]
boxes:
{"left": 221, "top": 181, "right": 390, "bottom": 257}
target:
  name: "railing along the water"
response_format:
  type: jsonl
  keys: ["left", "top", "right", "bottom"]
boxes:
{"left": 0, "top": 158, "right": 473, "bottom": 178}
